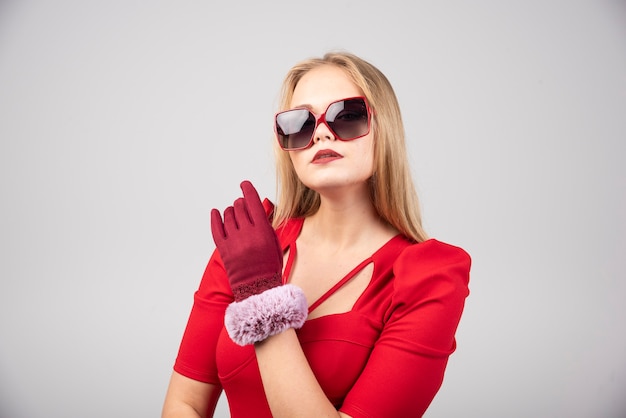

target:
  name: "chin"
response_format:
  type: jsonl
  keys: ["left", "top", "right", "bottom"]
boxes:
{"left": 302, "top": 175, "right": 372, "bottom": 194}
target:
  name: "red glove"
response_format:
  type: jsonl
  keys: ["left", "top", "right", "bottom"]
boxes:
{"left": 210, "top": 181, "right": 283, "bottom": 302}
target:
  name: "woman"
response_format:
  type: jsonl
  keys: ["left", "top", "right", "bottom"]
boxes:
{"left": 162, "top": 51, "right": 471, "bottom": 417}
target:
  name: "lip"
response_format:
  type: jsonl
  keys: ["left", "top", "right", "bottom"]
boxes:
{"left": 312, "top": 149, "right": 343, "bottom": 164}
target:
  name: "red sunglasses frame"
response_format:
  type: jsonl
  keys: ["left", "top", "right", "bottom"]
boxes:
{"left": 274, "top": 96, "right": 373, "bottom": 151}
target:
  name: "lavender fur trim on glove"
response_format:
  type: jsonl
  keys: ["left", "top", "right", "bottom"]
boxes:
{"left": 225, "top": 284, "right": 308, "bottom": 346}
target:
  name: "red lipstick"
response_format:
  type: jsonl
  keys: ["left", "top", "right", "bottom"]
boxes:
{"left": 312, "top": 149, "right": 343, "bottom": 164}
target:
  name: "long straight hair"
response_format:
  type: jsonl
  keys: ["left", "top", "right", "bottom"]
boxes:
{"left": 272, "top": 51, "right": 428, "bottom": 243}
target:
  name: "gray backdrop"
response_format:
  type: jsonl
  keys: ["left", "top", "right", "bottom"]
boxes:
{"left": 1, "top": 1, "right": 625, "bottom": 417}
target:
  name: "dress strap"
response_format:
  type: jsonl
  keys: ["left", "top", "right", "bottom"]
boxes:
{"left": 282, "top": 242, "right": 297, "bottom": 285}
{"left": 308, "top": 257, "right": 373, "bottom": 314}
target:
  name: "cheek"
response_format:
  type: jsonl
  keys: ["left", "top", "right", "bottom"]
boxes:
{"left": 288, "top": 151, "right": 299, "bottom": 168}
{"left": 288, "top": 151, "right": 307, "bottom": 176}
{"left": 357, "top": 139, "right": 376, "bottom": 173}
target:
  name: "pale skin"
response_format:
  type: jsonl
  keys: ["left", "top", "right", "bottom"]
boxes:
{"left": 162, "top": 65, "right": 397, "bottom": 417}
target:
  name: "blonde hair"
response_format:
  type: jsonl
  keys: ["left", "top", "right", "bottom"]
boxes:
{"left": 272, "top": 51, "right": 428, "bottom": 243}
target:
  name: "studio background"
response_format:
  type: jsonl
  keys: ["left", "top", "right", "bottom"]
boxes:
{"left": 1, "top": 1, "right": 624, "bottom": 417}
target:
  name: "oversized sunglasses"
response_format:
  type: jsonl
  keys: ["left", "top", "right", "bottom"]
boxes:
{"left": 275, "top": 96, "right": 372, "bottom": 151}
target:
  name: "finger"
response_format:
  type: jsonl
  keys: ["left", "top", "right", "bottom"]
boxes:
{"left": 240, "top": 180, "right": 266, "bottom": 223}
{"left": 222, "top": 206, "right": 238, "bottom": 235}
{"left": 233, "top": 197, "right": 252, "bottom": 226}
{"left": 210, "top": 208, "right": 226, "bottom": 244}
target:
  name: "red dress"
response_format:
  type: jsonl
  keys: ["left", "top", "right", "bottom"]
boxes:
{"left": 173, "top": 215, "right": 471, "bottom": 417}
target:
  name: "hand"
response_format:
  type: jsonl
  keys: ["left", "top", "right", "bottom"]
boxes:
{"left": 211, "top": 181, "right": 283, "bottom": 301}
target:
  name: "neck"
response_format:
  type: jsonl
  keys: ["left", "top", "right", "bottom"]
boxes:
{"left": 302, "top": 184, "right": 393, "bottom": 250}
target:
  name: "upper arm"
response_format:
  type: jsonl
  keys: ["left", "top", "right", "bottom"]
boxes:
{"left": 165, "top": 251, "right": 232, "bottom": 416}
{"left": 174, "top": 250, "right": 232, "bottom": 382}
{"left": 162, "top": 371, "right": 222, "bottom": 418}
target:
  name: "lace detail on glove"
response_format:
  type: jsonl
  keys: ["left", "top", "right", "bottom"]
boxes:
{"left": 231, "top": 272, "right": 283, "bottom": 302}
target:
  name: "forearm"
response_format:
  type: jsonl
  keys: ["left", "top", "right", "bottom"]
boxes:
{"left": 254, "top": 329, "right": 350, "bottom": 418}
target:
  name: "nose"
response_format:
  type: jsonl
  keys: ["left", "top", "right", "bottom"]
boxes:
{"left": 313, "top": 121, "right": 335, "bottom": 144}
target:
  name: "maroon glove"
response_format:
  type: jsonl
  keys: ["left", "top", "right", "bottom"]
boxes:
{"left": 210, "top": 180, "right": 283, "bottom": 302}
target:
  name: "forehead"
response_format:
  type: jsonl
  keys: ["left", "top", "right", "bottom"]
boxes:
{"left": 290, "top": 65, "right": 362, "bottom": 111}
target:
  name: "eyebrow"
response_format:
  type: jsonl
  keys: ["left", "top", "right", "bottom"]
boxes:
{"left": 289, "top": 103, "right": 313, "bottom": 111}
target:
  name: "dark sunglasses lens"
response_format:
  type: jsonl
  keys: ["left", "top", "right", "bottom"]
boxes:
{"left": 276, "top": 109, "right": 315, "bottom": 149}
{"left": 326, "top": 98, "right": 369, "bottom": 140}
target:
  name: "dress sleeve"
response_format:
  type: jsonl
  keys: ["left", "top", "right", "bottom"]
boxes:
{"left": 173, "top": 249, "right": 233, "bottom": 384}
{"left": 340, "top": 239, "right": 471, "bottom": 417}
